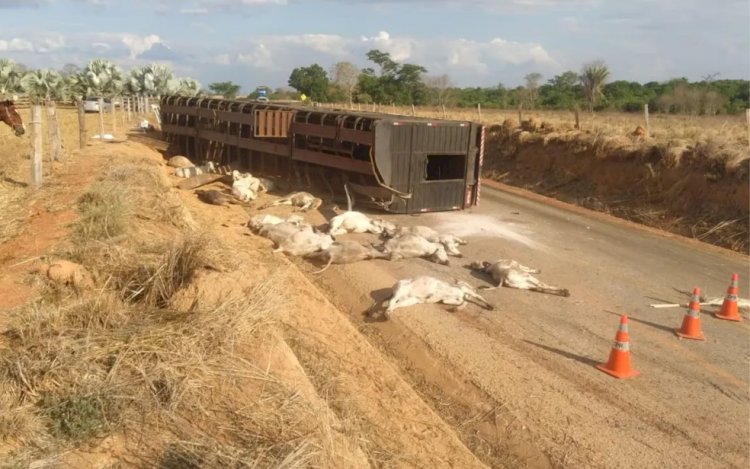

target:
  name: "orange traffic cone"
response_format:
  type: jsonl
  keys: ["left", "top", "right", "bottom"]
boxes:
{"left": 675, "top": 287, "right": 706, "bottom": 340}
{"left": 715, "top": 273, "right": 742, "bottom": 322}
{"left": 596, "top": 314, "right": 640, "bottom": 379}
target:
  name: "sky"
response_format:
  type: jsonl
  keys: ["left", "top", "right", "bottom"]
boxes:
{"left": 0, "top": 0, "right": 748, "bottom": 93}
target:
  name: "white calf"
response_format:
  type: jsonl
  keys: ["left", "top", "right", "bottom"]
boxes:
{"left": 247, "top": 214, "right": 305, "bottom": 232}
{"left": 328, "top": 211, "right": 395, "bottom": 236}
{"left": 260, "top": 192, "right": 322, "bottom": 212}
{"left": 274, "top": 230, "right": 334, "bottom": 256}
{"left": 231, "top": 170, "right": 262, "bottom": 202}
{"left": 380, "top": 234, "right": 450, "bottom": 265}
{"left": 174, "top": 161, "right": 215, "bottom": 178}
{"left": 373, "top": 276, "right": 493, "bottom": 318}
{"left": 386, "top": 225, "right": 467, "bottom": 257}
{"left": 258, "top": 221, "right": 312, "bottom": 245}
{"left": 469, "top": 259, "right": 570, "bottom": 297}
{"left": 305, "top": 240, "right": 388, "bottom": 273}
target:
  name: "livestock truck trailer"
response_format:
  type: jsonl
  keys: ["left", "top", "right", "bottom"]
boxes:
{"left": 160, "top": 96, "right": 485, "bottom": 213}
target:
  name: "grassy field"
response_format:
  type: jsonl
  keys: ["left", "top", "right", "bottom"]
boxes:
{"left": 326, "top": 103, "right": 750, "bottom": 147}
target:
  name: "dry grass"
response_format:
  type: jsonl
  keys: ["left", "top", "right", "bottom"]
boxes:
{"left": 0, "top": 152, "right": 325, "bottom": 468}
{"left": 0, "top": 108, "right": 153, "bottom": 244}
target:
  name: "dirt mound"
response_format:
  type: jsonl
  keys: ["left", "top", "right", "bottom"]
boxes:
{"left": 485, "top": 128, "right": 750, "bottom": 253}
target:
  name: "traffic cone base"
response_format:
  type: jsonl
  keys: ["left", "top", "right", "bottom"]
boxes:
{"left": 714, "top": 311, "right": 741, "bottom": 322}
{"left": 674, "top": 329, "right": 706, "bottom": 341}
{"left": 596, "top": 362, "right": 641, "bottom": 379}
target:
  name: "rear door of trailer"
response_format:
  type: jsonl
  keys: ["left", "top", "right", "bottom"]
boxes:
{"left": 407, "top": 121, "right": 476, "bottom": 212}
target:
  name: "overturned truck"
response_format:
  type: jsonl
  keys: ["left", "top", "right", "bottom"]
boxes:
{"left": 160, "top": 96, "right": 485, "bottom": 213}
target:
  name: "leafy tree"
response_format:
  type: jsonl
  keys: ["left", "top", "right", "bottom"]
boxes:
{"left": 357, "top": 50, "right": 428, "bottom": 105}
{"left": 524, "top": 72, "right": 542, "bottom": 107}
{"left": 288, "top": 64, "right": 329, "bottom": 101}
{"left": 168, "top": 77, "right": 202, "bottom": 97}
{"left": 580, "top": 61, "right": 610, "bottom": 111}
{"left": 0, "top": 59, "right": 25, "bottom": 98}
{"left": 21, "top": 69, "right": 68, "bottom": 104}
{"left": 208, "top": 81, "right": 241, "bottom": 99}
{"left": 331, "top": 61, "right": 360, "bottom": 107}
{"left": 424, "top": 74, "right": 454, "bottom": 107}
{"left": 538, "top": 71, "right": 581, "bottom": 109}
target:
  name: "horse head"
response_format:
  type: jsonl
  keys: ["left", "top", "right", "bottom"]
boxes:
{"left": 1, "top": 100, "right": 25, "bottom": 136}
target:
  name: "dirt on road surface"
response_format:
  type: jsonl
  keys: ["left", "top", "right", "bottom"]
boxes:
{"left": 295, "top": 186, "right": 749, "bottom": 467}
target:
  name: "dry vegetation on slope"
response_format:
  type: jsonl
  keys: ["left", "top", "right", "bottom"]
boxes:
{"left": 0, "top": 135, "right": 487, "bottom": 468}
{"left": 482, "top": 117, "right": 749, "bottom": 253}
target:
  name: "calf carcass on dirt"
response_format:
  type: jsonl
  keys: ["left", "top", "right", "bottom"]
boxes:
{"left": 274, "top": 230, "right": 334, "bottom": 256}
{"left": 372, "top": 276, "right": 493, "bottom": 318}
{"left": 386, "top": 225, "right": 467, "bottom": 257}
{"left": 305, "top": 240, "right": 388, "bottom": 273}
{"left": 231, "top": 170, "right": 262, "bottom": 202}
{"left": 469, "top": 259, "right": 570, "bottom": 297}
{"left": 247, "top": 214, "right": 305, "bottom": 232}
{"left": 328, "top": 211, "right": 395, "bottom": 236}
{"left": 260, "top": 192, "right": 322, "bottom": 212}
{"left": 379, "top": 234, "right": 450, "bottom": 265}
{"left": 174, "top": 161, "right": 215, "bottom": 178}
{"left": 257, "top": 221, "right": 312, "bottom": 246}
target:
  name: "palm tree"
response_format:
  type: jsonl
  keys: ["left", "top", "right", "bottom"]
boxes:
{"left": 80, "top": 59, "right": 123, "bottom": 136}
{"left": 579, "top": 61, "right": 610, "bottom": 112}
{"left": 0, "top": 59, "right": 25, "bottom": 99}
{"left": 168, "top": 77, "right": 202, "bottom": 97}
{"left": 21, "top": 70, "right": 68, "bottom": 161}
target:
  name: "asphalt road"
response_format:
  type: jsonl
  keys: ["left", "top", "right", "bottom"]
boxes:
{"left": 307, "top": 184, "right": 749, "bottom": 468}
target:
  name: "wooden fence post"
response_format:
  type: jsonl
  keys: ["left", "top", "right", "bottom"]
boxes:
{"left": 97, "top": 97, "right": 105, "bottom": 137}
{"left": 442, "top": 104, "right": 447, "bottom": 119}
{"left": 518, "top": 105, "right": 523, "bottom": 124}
{"left": 574, "top": 108, "right": 580, "bottom": 130}
{"left": 78, "top": 99, "right": 87, "bottom": 149}
{"left": 46, "top": 101, "right": 62, "bottom": 161}
{"left": 746, "top": 109, "right": 749, "bottom": 148}
{"left": 644, "top": 104, "right": 650, "bottom": 137}
{"left": 411, "top": 104, "right": 416, "bottom": 116}
{"left": 477, "top": 103, "right": 482, "bottom": 121}
{"left": 30, "top": 105, "right": 43, "bottom": 188}
{"left": 111, "top": 97, "right": 117, "bottom": 134}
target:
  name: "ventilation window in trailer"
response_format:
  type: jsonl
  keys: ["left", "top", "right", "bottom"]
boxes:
{"left": 425, "top": 154, "right": 466, "bottom": 181}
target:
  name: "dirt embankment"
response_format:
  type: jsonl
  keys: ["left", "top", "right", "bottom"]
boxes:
{"left": 484, "top": 120, "right": 749, "bottom": 253}
{"left": 0, "top": 137, "right": 485, "bottom": 468}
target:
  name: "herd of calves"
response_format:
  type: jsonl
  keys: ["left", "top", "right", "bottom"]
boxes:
{"left": 242, "top": 194, "right": 569, "bottom": 320}
{"left": 179, "top": 165, "right": 570, "bottom": 319}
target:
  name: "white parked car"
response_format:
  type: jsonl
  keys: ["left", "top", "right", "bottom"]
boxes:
{"left": 83, "top": 97, "right": 113, "bottom": 113}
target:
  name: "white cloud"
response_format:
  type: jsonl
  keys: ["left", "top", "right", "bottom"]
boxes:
{"left": 237, "top": 43, "right": 273, "bottom": 68}
{"left": 361, "top": 31, "right": 413, "bottom": 62}
{"left": 121, "top": 34, "right": 162, "bottom": 59}
{"left": 0, "top": 38, "right": 34, "bottom": 52}
{"left": 486, "top": 38, "right": 556, "bottom": 65}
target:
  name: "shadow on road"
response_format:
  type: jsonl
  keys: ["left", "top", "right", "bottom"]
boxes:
{"left": 523, "top": 340, "right": 600, "bottom": 367}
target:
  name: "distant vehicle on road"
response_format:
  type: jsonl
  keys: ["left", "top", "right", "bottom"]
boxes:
{"left": 255, "top": 87, "right": 269, "bottom": 103}
{"left": 83, "top": 97, "right": 113, "bottom": 113}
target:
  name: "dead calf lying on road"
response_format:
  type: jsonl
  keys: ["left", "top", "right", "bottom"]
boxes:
{"left": 260, "top": 192, "right": 322, "bottom": 212}
{"left": 305, "top": 240, "right": 388, "bottom": 273}
{"left": 371, "top": 275, "right": 493, "bottom": 319}
{"left": 469, "top": 259, "right": 570, "bottom": 297}
{"left": 378, "top": 234, "right": 450, "bottom": 265}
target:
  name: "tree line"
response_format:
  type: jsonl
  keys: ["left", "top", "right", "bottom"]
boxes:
{"left": 0, "top": 58, "right": 202, "bottom": 104}
{"left": 278, "top": 51, "right": 748, "bottom": 115}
